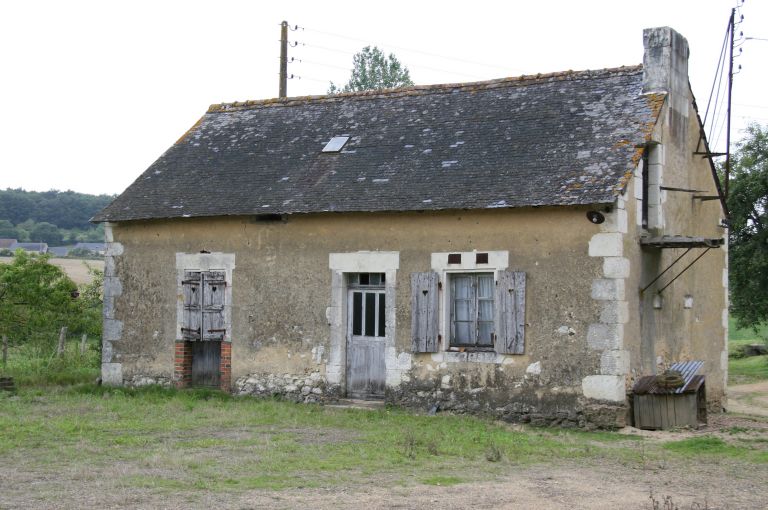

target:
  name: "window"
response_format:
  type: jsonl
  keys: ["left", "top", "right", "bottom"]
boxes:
{"left": 322, "top": 136, "right": 350, "bottom": 153}
{"left": 450, "top": 273, "right": 494, "bottom": 348}
{"left": 182, "top": 270, "right": 226, "bottom": 341}
{"left": 349, "top": 273, "right": 386, "bottom": 337}
{"left": 411, "top": 254, "right": 525, "bottom": 355}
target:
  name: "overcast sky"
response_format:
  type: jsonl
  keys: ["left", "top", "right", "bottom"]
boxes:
{"left": 1, "top": 0, "right": 765, "bottom": 196}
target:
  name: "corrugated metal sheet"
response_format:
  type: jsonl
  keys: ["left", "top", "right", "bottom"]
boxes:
{"left": 632, "top": 360, "right": 705, "bottom": 395}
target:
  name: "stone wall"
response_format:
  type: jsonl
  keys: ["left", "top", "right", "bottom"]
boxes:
{"left": 233, "top": 371, "right": 341, "bottom": 403}
{"left": 388, "top": 380, "right": 625, "bottom": 430}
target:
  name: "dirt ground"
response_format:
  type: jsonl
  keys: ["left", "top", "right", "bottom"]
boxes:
{"left": 727, "top": 380, "right": 768, "bottom": 417}
{"left": 0, "top": 439, "right": 764, "bottom": 510}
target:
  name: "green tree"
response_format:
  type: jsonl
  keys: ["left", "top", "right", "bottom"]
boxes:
{"left": 0, "top": 188, "right": 114, "bottom": 230}
{"left": 328, "top": 46, "right": 414, "bottom": 94}
{"left": 727, "top": 124, "right": 768, "bottom": 328}
{"left": 30, "top": 221, "right": 62, "bottom": 245}
{"left": 0, "top": 219, "right": 17, "bottom": 238}
{"left": 71, "top": 265, "right": 103, "bottom": 339}
{"left": 0, "top": 251, "right": 79, "bottom": 346}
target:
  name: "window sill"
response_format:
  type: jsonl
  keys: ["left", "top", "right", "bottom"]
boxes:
{"left": 447, "top": 347, "right": 495, "bottom": 353}
{"left": 431, "top": 351, "right": 512, "bottom": 365}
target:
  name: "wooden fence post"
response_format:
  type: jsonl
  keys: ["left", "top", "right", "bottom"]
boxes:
{"left": 57, "top": 327, "right": 67, "bottom": 357}
{"left": 80, "top": 334, "right": 87, "bottom": 355}
{"left": 2, "top": 335, "right": 7, "bottom": 367}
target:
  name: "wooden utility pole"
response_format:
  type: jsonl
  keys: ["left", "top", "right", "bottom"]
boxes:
{"left": 279, "top": 21, "right": 288, "bottom": 98}
{"left": 57, "top": 327, "right": 67, "bottom": 357}
{"left": 724, "top": 8, "right": 736, "bottom": 200}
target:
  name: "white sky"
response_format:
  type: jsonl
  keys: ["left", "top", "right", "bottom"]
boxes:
{"left": 1, "top": 0, "right": 766, "bottom": 196}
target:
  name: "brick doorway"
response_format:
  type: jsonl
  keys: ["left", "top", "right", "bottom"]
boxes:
{"left": 175, "top": 340, "right": 231, "bottom": 391}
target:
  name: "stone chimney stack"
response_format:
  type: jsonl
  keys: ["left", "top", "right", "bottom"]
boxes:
{"left": 642, "top": 26, "right": 690, "bottom": 144}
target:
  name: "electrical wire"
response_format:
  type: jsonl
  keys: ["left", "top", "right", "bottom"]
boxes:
{"left": 296, "top": 42, "right": 488, "bottom": 80}
{"left": 703, "top": 18, "right": 731, "bottom": 129}
{"left": 299, "top": 25, "right": 524, "bottom": 75}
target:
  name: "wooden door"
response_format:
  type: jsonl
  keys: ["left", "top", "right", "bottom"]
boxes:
{"left": 346, "top": 288, "right": 386, "bottom": 399}
{"left": 190, "top": 340, "right": 221, "bottom": 387}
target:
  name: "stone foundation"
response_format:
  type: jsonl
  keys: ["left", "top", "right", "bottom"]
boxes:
{"left": 388, "top": 381, "right": 626, "bottom": 430}
{"left": 234, "top": 371, "right": 341, "bottom": 403}
{"left": 125, "top": 374, "right": 172, "bottom": 388}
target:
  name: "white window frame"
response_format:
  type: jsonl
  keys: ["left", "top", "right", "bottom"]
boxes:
{"left": 431, "top": 250, "right": 509, "bottom": 353}
{"left": 347, "top": 273, "right": 387, "bottom": 338}
{"left": 448, "top": 272, "right": 495, "bottom": 349}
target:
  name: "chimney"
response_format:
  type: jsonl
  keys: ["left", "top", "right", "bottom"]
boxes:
{"left": 642, "top": 27, "right": 690, "bottom": 144}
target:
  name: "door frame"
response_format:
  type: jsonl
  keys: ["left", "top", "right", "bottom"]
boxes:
{"left": 327, "top": 252, "right": 400, "bottom": 398}
{"left": 345, "top": 285, "right": 387, "bottom": 399}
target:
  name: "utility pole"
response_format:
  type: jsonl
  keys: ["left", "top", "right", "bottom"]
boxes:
{"left": 279, "top": 21, "right": 288, "bottom": 98}
{"left": 725, "top": 8, "right": 735, "bottom": 199}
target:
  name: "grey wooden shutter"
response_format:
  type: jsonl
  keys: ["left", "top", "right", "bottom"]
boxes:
{"left": 182, "top": 271, "right": 202, "bottom": 340}
{"left": 411, "top": 272, "right": 439, "bottom": 353}
{"left": 202, "top": 271, "right": 226, "bottom": 341}
{"left": 495, "top": 271, "right": 526, "bottom": 354}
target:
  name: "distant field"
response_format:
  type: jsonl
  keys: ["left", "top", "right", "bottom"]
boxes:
{"left": 0, "top": 256, "right": 103, "bottom": 285}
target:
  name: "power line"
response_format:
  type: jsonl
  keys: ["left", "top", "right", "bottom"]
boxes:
{"left": 299, "top": 25, "right": 524, "bottom": 75}
{"left": 296, "top": 41, "right": 488, "bottom": 80}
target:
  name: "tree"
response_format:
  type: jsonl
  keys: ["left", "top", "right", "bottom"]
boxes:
{"left": 328, "top": 46, "right": 414, "bottom": 94}
{"left": 727, "top": 124, "right": 768, "bottom": 328}
{"left": 30, "top": 221, "right": 63, "bottom": 245}
{"left": 0, "top": 219, "right": 16, "bottom": 238}
{"left": 0, "top": 251, "right": 79, "bottom": 346}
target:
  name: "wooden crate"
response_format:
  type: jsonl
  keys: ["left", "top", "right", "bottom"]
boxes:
{"left": 633, "top": 392, "right": 699, "bottom": 430}
{"left": 631, "top": 364, "right": 706, "bottom": 430}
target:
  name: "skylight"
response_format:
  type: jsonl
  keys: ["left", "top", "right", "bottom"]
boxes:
{"left": 322, "top": 136, "right": 350, "bottom": 153}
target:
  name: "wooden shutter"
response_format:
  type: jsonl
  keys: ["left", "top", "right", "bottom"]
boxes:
{"left": 411, "top": 272, "right": 439, "bottom": 353}
{"left": 202, "top": 271, "right": 226, "bottom": 341}
{"left": 182, "top": 271, "right": 202, "bottom": 340}
{"left": 495, "top": 271, "right": 526, "bottom": 354}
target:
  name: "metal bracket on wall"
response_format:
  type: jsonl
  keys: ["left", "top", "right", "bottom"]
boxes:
{"left": 641, "top": 247, "right": 712, "bottom": 294}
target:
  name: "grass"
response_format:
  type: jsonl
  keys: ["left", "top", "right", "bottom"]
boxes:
{"left": 662, "top": 436, "right": 768, "bottom": 463}
{"left": 1, "top": 386, "right": 765, "bottom": 497}
{"left": 0, "top": 340, "right": 100, "bottom": 387}
{"left": 728, "top": 318, "right": 768, "bottom": 384}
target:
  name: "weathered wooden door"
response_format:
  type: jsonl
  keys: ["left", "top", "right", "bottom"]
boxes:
{"left": 346, "top": 285, "right": 386, "bottom": 399}
{"left": 182, "top": 270, "right": 226, "bottom": 388}
{"left": 190, "top": 340, "right": 221, "bottom": 387}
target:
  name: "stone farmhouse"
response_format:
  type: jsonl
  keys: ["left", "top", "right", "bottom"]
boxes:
{"left": 93, "top": 27, "right": 727, "bottom": 428}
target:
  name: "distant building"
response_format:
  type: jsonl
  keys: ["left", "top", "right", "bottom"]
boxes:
{"left": 73, "top": 242, "right": 106, "bottom": 256}
{"left": 0, "top": 239, "right": 16, "bottom": 250}
{"left": 48, "top": 246, "right": 72, "bottom": 257}
{"left": 10, "top": 242, "right": 48, "bottom": 254}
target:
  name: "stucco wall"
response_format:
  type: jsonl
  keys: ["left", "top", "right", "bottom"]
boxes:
{"left": 104, "top": 207, "right": 642, "bottom": 425}
{"left": 622, "top": 95, "right": 728, "bottom": 409}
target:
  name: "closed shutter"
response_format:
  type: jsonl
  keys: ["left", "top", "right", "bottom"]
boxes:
{"left": 411, "top": 272, "right": 439, "bottom": 353}
{"left": 495, "top": 271, "right": 526, "bottom": 354}
{"left": 182, "top": 271, "right": 202, "bottom": 340}
{"left": 202, "top": 271, "right": 226, "bottom": 341}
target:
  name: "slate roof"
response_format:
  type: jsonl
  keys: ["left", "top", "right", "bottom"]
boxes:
{"left": 48, "top": 246, "right": 72, "bottom": 257}
{"left": 11, "top": 242, "right": 48, "bottom": 253}
{"left": 94, "top": 66, "right": 665, "bottom": 222}
{"left": 73, "top": 242, "right": 106, "bottom": 252}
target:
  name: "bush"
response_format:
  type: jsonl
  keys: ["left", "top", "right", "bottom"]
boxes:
{"left": 0, "top": 339, "right": 100, "bottom": 386}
